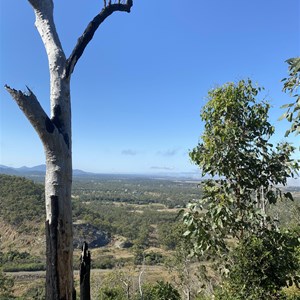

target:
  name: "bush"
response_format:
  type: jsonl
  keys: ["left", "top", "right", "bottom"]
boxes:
{"left": 220, "top": 229, "right": 300, "bottom": 300}
{"left": 92, "top": 255, "right": 115, "bottom": 269}
{"left": 98, "top": 286, "right": 125, "bottom": 300}
{"left": 144, "top": 251, "right": 164, "bottom": 265}
{"left": 139, "top": 281, "right": 181, "bottom": 300}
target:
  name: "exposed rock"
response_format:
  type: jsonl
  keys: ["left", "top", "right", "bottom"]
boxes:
{"left": 113, "top": 236, "right": 133, "bottom": 249}
{"left": 73, "top": 223, "right": 110, "bottom": 249}
{"left": 117, "top": 240, "right": 133, "bottom": 249}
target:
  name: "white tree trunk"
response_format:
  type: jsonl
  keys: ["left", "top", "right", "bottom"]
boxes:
{"left": 28, "top": 1, "right": 74, "bottom": 298}
{"left": 6, "top": 0, "right": 133, "bottom": 299}
{"left": 44, "top": 130, "right": 74, "bottom": 299}
{"left": 5, "top": 81, "right": 75, "bottom": 299}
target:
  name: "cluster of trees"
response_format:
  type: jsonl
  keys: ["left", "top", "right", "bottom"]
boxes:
{"left": 72, "top": 177, "right": 199, "bottom": 208}
{"left": 183, "top": 65, "right": 300, "bottom": 300}
{"left": 0, "top": 173, "right": 184, "bottom": 252}
{"left": 72, "top": 197, "right": 178, "bottom": 245}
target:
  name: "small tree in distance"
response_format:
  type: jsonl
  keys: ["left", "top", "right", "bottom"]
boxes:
{"left": 4, "top": 0, "right": 133, "bottom": 299}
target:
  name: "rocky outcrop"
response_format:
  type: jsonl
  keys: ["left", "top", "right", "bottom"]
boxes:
{"left": 73, "top": 222, "right": 110, "bottom": 249}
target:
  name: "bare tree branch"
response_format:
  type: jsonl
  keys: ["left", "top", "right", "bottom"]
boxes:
{"left": 65, "top": 0, "right": 133, "bottom": 78}
{"left": 5, "top": 85, "right": 56, "bottom": 147}
{"left": 27, "top": 0, "right": 64, "bottom": 59}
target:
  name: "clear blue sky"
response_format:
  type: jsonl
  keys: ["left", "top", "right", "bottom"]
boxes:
{"left": 0, "top": 0, "right": 299, "bottom": 175}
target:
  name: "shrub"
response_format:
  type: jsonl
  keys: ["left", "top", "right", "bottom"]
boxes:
{"left": 92, "top": 255, "right": 116, "bottom": 269}
{"left": 138, "top": 281, "right": 181, "bottom": 300}
{"left": 98, "top": 286, "right": 125, "bottom": 300}
{"left": 220, "top": 229, "right": 300, "bottom": 300}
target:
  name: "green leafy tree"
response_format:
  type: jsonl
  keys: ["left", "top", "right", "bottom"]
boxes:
{"left": 281, "top": 57, "right": 300, "bottom": 136}
{"left": 183, "top": 79, "right": 299, "bottom": 297}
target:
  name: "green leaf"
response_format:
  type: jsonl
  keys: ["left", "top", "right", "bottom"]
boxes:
{"left": 278, "top": 112, "right": 287, "bottom": 121}
{"left": 287, "top": 113, "right": 293, "bottom": 122}
{"left": 183, "top": 230, "right": 191, "bottom": 237}
{"left": 281, "top": 103, "right": 294, "bottom": 109}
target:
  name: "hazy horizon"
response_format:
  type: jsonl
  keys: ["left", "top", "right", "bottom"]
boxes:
{"left": 1, "top": 0, "right": 299, "bottom": 174}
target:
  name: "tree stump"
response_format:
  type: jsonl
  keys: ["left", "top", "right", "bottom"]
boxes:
{"left": 80, "top": 241, "right": 91, "bottom": 300}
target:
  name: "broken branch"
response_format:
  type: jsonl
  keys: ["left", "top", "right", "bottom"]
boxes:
{"left": 65, "top": 0, "right": 133, "bottom": 78}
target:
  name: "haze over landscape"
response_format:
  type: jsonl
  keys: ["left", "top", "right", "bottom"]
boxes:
{"left": 0, "top": 0, "right": 299, "bottom": 175}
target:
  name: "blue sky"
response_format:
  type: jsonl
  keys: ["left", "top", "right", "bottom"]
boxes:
{"left": 0, "top": 0, "right": 299, "bottom": 175}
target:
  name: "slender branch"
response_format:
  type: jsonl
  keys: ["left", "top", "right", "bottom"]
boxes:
{"left": 65, "top": 0, "right": 133, "bottom": 78}
{"left": 5, "top": 85, "right": 55, "bottom": 147}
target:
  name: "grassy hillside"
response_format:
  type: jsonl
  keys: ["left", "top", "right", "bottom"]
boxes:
{"left": 0, "top": 175, "right": 46, "bottom": 260}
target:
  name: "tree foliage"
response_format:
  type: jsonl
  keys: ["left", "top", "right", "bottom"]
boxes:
{"left": 281, "top": 57, "right": 300, "bottom": 136}
{"left": 141, "top": 281, "right": 181, "bottom": 300}
{"left": 224, "top": 229, "right": 300, "bottom": 300}
{"left": 183, "top": 79, "right": 300, "bottom": 297}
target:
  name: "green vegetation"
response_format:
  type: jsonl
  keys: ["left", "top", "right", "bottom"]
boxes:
{"left": 0, "top": 174, "right": 44, "bottom": 230}
{"left": 0, "top": 250, "right": 45, "bottom": 272}
{"left": 73, "top": 198, "right": 177, "bottom": 243}
{"left": 0, "top": 173, "right": 299, "bottom": 298}
{"left": 0, "top": 173, "right": 195, "bottom": 250}
{"left": 72, "top": 176, "right": 199, "bottom": 207}
{"left": 98, "top": 279, "right": 181, "bottom": 300}
{"left": 0, "top": 270, "right": 14, "bottom": 299}
{"left": 281, "top": 57, "right": 300, "bottom": 136}
{"left": 223, "top": 230, "right": 300, "bottom": 299}
{"left": 141, "top": 281, "right": 181, "bottom": 300}
{"left": 183, "top": 79, "right": 300, "bottom": 299}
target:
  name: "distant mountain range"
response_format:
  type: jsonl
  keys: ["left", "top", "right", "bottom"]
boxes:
{"left": 1, "top": 164, "right": 298, "bottom": 185}
{"left": 0, "top": 164, "right": 91, "bottom": 177}
{"left": 0, "top": 164, "right": 187, "bottom": 179}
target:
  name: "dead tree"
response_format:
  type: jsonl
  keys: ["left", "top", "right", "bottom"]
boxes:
{"left": 80, "top": 242, "right": 91, "bottom": 300}
{"left": 5, "top": 0, "right": 133, "bottom": 299}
